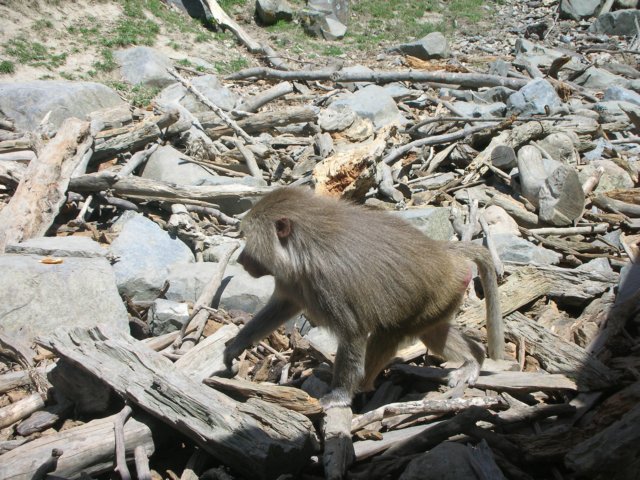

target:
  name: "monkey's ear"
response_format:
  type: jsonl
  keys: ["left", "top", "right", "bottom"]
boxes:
{"left": 275, "top": 218, "right": 292, "bottom": 239}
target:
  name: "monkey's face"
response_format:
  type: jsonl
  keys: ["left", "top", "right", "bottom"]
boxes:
{"left": 237, "top": 248, "right": 271, "bottom": 278}
{"left": 239, "top": 211, "right": 294, "bottom": 280}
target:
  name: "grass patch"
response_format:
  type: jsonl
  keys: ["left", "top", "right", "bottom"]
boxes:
{"left": 214, "top": 56, "right": 249, "bottom": 74}
{"left": 93, "top": 48, "right": 117, "bottom": 72}
{"left": 0, "top": 60, "right": 15, "bottom": 74}
{"left": 218, "top": 0, "right": 245, "bottom": 13}
{"left": 323, "top": 45, "right": 343, "bottom": 56}
{"left": 104, "top": 17, "right": 160, "bottom": 47}
{"left": 3, "top": 37, "right": 67, "bottom": 69}
{"left": 34, "top": 19, "right": 54, "bottom": 29}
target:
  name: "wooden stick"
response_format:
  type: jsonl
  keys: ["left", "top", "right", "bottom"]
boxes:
{"left": 526, "top": 224, "right": 608, "bottom": 236}
{"left": 134, "top": 446, "right": 152, "bottom": 480}
{"left": 0, "top": 392, "right": 45, "bottom": 429}
{"left": 168, "top": 68, "right": 253, "bottom": 144}
{"left": 227, "top": 67, "right": 530, "bottom": 90}
{"left": 114, "top": 405, "right": 133, "bottom": 480}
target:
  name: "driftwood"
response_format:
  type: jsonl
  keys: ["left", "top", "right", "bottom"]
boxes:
{"left": 227, "top": 67, "right": 530, "bottom": 90}
{"left": 393, "top": 364, "right": 577, "bottom": 392}
{"left": 68, "top": 173, "right": 271, "bottom": 205}
{"left": 322, "top": 406, "right": 355, "bottom": 480}
{"left": 0, "top": 414, "right": 154, "bottom": 480}
{"left": 0, "top": 117, "right": 91, "bottom": 253}
{"left": 505, "top": 312, "right": 613, "bottom": 390}
{"left": 352, "top": 395, "right": 503, "bottom": 432}
{"left": 92, "top": 111, "right": 180, "bottom": 161}
{"left": 37, "top": 326, "right": 317, "bottom": 479}
{"left": 205, "top": 376, "right": 322, "bottom": 416}
{"left": 0, "top": 366, "right": 52, "bottom": 394}
{"left": 201, "top": 106, "right": 318, "bottom": 137}
{"left": 174, "top": 324, "right": 239, "bottom": 381}
{"left": 0, "top": 393, "right": 45, "bottom": 429}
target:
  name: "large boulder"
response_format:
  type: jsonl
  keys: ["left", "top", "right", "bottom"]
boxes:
{"left": 329, "top": 85, "right": 405, "bottom": 129}
{"left": 156, "top": 74, "right": 238, "bottom": 113}
{"left": 559, "top": 0, "right": 602, "bottom": 20}
{"left": 589, "top": 9, "right": 640, "bottom": 36}
{"left": 0, "top": 81, "right": 124, "bottom": 132}
{"left": 115, "top": 46, "right": 175, "bottom": 88}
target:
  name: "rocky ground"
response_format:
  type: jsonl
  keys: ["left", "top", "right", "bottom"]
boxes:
{"left": 1, "top": 0, "right": 640, "bottom": 479}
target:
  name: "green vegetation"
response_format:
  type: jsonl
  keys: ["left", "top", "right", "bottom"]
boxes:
{"left": 323, "top": 45, "right": 343, "bottom": 56}
{"left": 34, "top": 19, "right": 54, "bottom": 30}
{"left": 3, "top": 37, "right": 67, "bottom": 69}
{"left": 0, "top": 60, "right": 15, "bottom": 74}
{"left": 218, "top": 0, "right": 245, "bottom": 13}
{"left": 130, "top": 84, "right": 161, "bottom": 107}
{"left": 93, "top": 48, "right": 117, "bottom": 72}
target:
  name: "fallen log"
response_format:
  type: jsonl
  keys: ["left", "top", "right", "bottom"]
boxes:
{"left": 0, "top": 117, "right": 91, "bottom": 253}
{"left": 227, "top": 68, "right": 530, "bottom": 90}
{"left": 0, "top": 413, "right": 154, "bottom": 480}
{"left": 68, "top": 173, "right": 271, "bottom": 205}
{"left": 37, "top": 326, "right": 317, "bottom": 479}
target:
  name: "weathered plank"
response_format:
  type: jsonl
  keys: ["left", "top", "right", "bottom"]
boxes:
{"left": 37, "top": 326, "right": 317, "bottom": 480}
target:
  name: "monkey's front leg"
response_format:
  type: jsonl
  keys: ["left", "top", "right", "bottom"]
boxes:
{"left": 321, "top": 337, "right": 367, "bottom": 409}
{"left": 223, "top": 295, "right": 301, "bottom": 372}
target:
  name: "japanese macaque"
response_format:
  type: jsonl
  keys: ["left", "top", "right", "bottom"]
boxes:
{"left": 223, "top": 187, "right": 503, "bottom": 408}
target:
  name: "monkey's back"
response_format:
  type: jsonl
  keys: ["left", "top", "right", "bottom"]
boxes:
{"left": 275, "top": 189, "right": 470, "bottom": 337}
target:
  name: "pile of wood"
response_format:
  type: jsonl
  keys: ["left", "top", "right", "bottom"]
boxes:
{"left": 1, "top": 20, "right": 640, "bottom": 480}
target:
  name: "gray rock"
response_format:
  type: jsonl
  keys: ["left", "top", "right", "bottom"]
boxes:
{"left": 514, "top": 39, "right": 584, "bottom": 74}
{"left": 115, "top": 47, "right": 174, "bottom": 88}
{"left": 481, "top": 205, "right": 520, "bottom": 236}
{"left": 536, "top": 132, "right": 579, "bottom": 164}
{"left": 559, "top": 0, "right": 602, "bottom": 20}
{"left": 156, "top": 74, "right": 238, "bottom": 113}
{"left": 579, "top": 160, "right": 635, "bottom": 193}
{"left": 477, "top": 86, "right": 516, "bottom": 103}
{"left": 308, "top": 0, "right": 349, "bottom": 23}
{"left": 301, "top": 372, "right": 331, "bottom": 399}
{"left": 573, "top": 66, "right": 628, "bottom": 90}
{"left": 255, "top": 0, "right": 293, "bottom": 25}
{"left": 110, "top": 212, "right": 195, "bottom": 301}
{"left": 615, "top": 0, "right": 638, "bottom": 7}
{"left": 392, "top": 32, "right": 450, "bottom": 60}
{"left": 318, "top": 104, "right": 357, "bottom": 132}
{"left": 394, "top": 207, "right": 454, "bottom": 241}
{"left": 149, "top": 299, "right": 190, "bottom": 336}
{"left": 140, "top": 145, "right": 263, "bottom": 214}
{"left": 488, "top": 59, "right": 511, "bottom": 77}
{"left": 517, "top": 145, "right": 562, "bottom": 206}
{"left": 507, "top": 78, "right": 563, "bottom": 116}
{"left": 6, "top": 236, "right": 107, "bottom": 258}
{"left": 594, "top": 100, "right": 640, "bottom": 123}
{"left": 0, "top": 254, "right": 129, "bottom": 345}
{"left": 336, "top": 65, "right": 374, "bottom": 92}
{"left": 305, "top": 327, "right": 338, "bottom": 360}
{"left": 166, "top": 262, "right": 273, "bottom": 313}
{"left": 321, "top": 15, "right": 347, "bottom": 40}
{"left": 329, "top": 85, "right": 404, "bottom": 129}
{"left": 451, "top": 101, "right": 506, "bottom": 118}
{"left": 538, "top": 164, "right": 585, "bottom": 226}
{"left": 0, "top": 81, "right": 124, "bottom": 132}
{"left": 400, "top": 442, "right": 505, "bottom": 480}
{"left": 589, "top": 9, "right": 640, "bottom": 36}
{"left": 487, "top": 234, "right": 562, "bottom": 265}
{"left": 604, "top": 86, "right": 640, "bottom": 106}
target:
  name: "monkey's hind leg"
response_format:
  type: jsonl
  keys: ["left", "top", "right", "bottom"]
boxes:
{"left": 419, "top": 322, "right": 485, "bottom": 388}
{"left": 361, "top": 330, "right": 403, "bottom": 392}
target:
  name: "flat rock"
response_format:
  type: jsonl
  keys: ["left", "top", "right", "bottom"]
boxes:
{"left": 604, "top": 86, "right": 640, "bottom": 106}
{"left": 0, "top": 81, "right": 124, "bottom": 132}
{"left": 329, "top": 84, "right": 404, "bottom": 129}
{"left": 149, "top": 299, "right": 190, "bottom": 336}
{"left": 115, "top": 46, "right": 174, "bottom": 88}
{"left": 6, "top": 236, "right": 107, "bottom": 258}
{"left": 559, "top": 0, "right": 602, "bottom": 20}
{"left": 109, "top": 212, "right": 195, "bottom": 301}
{"left": 255, "top": 0, "right": 293, "bottom": 25}
{"left": 156, "top": 74, "right": 238, "bottom": 113}
{"left": 391, "top": 32, "right": 450, "bottom": 60}
{"left": 394, "top": 207, "right": 454, "bottom": 241}
{"left": 507, "top": 78, "right": 562, "bottom": 116}
{"left": 536, "top": 132, "right": 579, "bottom": 164}
{"left": 573, "top": 66, "right": 628, "bottom": 90}
{"left": 485, "top": 234, "right": 562, "bottom": 265}
{"left": 166, "top": 262, "right": 274, "bottom": 314}
{"left": 579, "top": 160, "right": 635, "bottom": 193}
{"left": 0, "top": 254, "right": 128, "bottom": 346}
{"left": 589, "top": 9, "right": 640, "bottom": 36}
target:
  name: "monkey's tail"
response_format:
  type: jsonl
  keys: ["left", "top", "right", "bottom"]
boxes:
{"left": 448, "top": 242, "right": 504, "bottom": 360}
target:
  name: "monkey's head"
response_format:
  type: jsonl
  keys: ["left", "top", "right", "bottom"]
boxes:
{"left": 238, "top": 188, "right": 311, "bottom": 281}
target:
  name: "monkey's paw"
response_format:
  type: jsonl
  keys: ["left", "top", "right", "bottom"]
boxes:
{"left": 447, "top": 360, "right": 480, "bottom": 388}
{"left": 321, "top": 389, "right": 352, "bottom": 410}
{"left": 223, "top": 339, "right": 246, "bottom": 371}
{"left": 211, "top": 363, "right": 239, "bottom": 379}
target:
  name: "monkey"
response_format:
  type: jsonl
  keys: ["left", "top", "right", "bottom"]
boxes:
{"left": 223, "top": 187, "right": 504, "bottom": 408}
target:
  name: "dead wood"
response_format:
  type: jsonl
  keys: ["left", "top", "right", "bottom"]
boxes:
{"left": 0, "top": 414, "right": 154, "bottom": 480}
{"left": 392, "top": 364, "right": 577, "bottom": 392}
{"left": 352, "top": 395, "right": 503, "bottom": 432}
{"left": 205, "top": 376, "right": 322, "bottom": 416}
{"left": 227, "top": 67, "right": 530, "bottom": 90}
{"left": 0, "top": 117, "right": 91, "bottom": 253}
{"left": 0, "top": 392, "right": 45, "bottom": 429}
{"left": 237, "top": 82, "right": 294, "bottom": 113}
{"left": 504, "top": 312, "right": 613, "bottom": 390}
{"left": 201, "top": 105, "right": 318, "bottom": 137}
{"left": 322, "top": 405, "right": 355, "bottom": 480}
{"left": 68, "top": 173, "right": 271, "bottom": 204}
{"left": 37, "top": 326, "right": 317, "bottom": 479}
{"left": 114, "top": 405, "right": 133, "bottom": 480}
